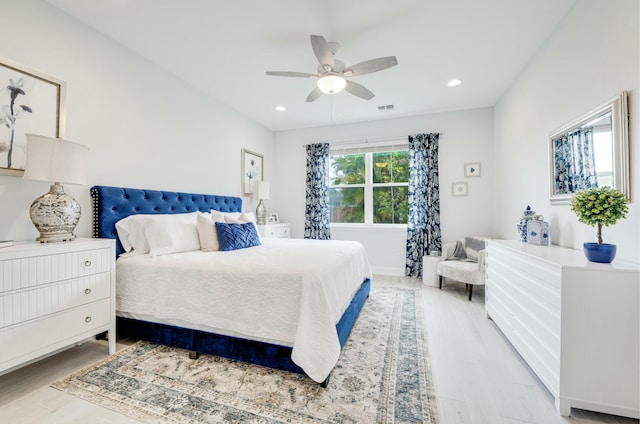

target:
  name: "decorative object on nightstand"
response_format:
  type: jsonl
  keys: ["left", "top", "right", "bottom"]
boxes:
{"left": 23, "top": 134, "right": 88, "bottom": 242}
{"left": 570, "top": 186, "right": 629, "bottom": 263}
{"left": 253, "top": 180, "right": 270, "bottom": 225}
{"left": 516, "top": 205, "right": 535, "bottom": 242}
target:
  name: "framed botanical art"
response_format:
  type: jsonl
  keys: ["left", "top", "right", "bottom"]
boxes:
{"left": 464, "top": 162, "right": 481, "bottom": 177}
{"left": 0, "top": 57, "right": 66, "bottom": 177}
{"left": 241, "top": 149, "right": 263, "bottom": 195}
{"left": 452, "top": 182, "right": 468, "bottom": 196}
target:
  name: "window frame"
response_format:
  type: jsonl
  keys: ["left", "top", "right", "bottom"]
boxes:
{"left": 329, "top": 147, "right": 409, "bottom": 226}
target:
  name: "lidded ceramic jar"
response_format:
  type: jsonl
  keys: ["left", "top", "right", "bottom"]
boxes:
{"left": 517, "top": 205, "right": 535, "bottom": 242}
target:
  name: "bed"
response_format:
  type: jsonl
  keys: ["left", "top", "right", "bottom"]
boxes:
{"left": 90, "top": 185, "right": 372, "bottom": 384}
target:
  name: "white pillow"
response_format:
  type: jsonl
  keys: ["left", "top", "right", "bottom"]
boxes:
{"left": 115, "top": 214, "right": 153, "bottom": 253}
{"left": 224, "top": 212, "right": 261, "bottom": 241}
{"left": 211, "top": 209, "right": 242, "bottom": 221}
{"left": 115, "top": 212, "right": 198, "bottom": 254}
{"left": 146, "top": 218, "right": 201, "bottom": 257}
{"left": 197, "top": 211, "right": 227, "bottom": 252}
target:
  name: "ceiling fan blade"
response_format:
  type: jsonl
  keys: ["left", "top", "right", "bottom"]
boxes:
{"left": 266, "top": 71, "right": 317, "bottom": 78}
{"left": 306, "top": 87, "right": 323, "bottom": 102}
{"left": 344, "top": 56, "right": 398, "bottom": 76}
{"left": 344, "top": 80, "right": 375, "bottom": 100}
{"left": 310, "top": 35, "right": 334, "bottom": 70}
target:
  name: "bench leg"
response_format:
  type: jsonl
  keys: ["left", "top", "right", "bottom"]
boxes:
{"left": 439, "top": 275, "right": 443, "bottom": 289}
{"left": 468, "top": 284, "right": 473, "bottom": 301}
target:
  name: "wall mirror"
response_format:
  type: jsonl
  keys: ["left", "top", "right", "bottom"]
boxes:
{"left": 549, "top": 91, "right": 629, "bottom": 204}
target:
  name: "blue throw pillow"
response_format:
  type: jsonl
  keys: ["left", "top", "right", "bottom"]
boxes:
{"left": 215, "top": 222, "right": 261, "bottom": 251}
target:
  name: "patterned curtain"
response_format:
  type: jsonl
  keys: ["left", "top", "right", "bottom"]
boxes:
{"left": 405, "top": 133, "right": 441, "bottom": 277}
{"left": 304, "top": 143, "right": 331, "bottom": 240}
{"left": 553, "top": 127, "right": 597, "bottom": 194}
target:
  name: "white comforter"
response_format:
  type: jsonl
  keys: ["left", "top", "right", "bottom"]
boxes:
{"left": 116, "top": 238, "right": 372, "bottom": 382}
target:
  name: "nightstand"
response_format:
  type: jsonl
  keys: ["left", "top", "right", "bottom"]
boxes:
{"left": 257, "top": 223, "right": 290, "bottom": 238}
{"left": 0, "top": 238, "right": 116, "bottom": 375}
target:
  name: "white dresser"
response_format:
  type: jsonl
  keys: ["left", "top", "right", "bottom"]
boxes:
{"left": 257, "top": 223, "right": 290, "bottom": 238}
{"left": 0, "top": 238, "right": 116, "bottom": 375}
{"left": 485, "top": 240, "right": 639, "bottom": 418}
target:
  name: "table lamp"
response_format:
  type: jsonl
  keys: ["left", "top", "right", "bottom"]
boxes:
{"left": 254, "top": 181, "right": 270, "bottom": 225}
{"left": 23, "top": 133, "right": 88, "bottom": 242}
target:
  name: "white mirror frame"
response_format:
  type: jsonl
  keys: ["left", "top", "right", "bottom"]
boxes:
{"left": 548, "top": 91, "right": 629, "bottom": 204}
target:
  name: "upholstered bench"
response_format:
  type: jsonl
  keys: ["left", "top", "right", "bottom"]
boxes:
{"left": 436, "top": 236, "right": 488, "bottom": 301}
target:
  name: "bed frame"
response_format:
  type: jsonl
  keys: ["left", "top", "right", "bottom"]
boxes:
{"left": 90, "top": 185, "right": 370, "bottom": 381}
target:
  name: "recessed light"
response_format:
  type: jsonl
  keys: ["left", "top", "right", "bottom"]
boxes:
{"left": 447, "top": 79, "right": 462, "bottom": 87}
{"left": 275, "top": 105, "right": 286, "bottom": 112}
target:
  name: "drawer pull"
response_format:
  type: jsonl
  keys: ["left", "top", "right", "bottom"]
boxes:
{"left": 85, "top": 288, "right": 92, "bottom": 295}
{"left": 85, "top": 316, "right": 92, "bottom": 323}
{"left": 84, "top": 260, "right": 92, "bottom": 267}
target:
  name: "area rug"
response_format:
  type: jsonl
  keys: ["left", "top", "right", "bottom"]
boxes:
{"left": 52, "top": 286, "right": 439, "bottom": 423}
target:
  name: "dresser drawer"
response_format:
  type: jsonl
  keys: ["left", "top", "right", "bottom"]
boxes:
{"left": 0, "top": 248, "right": 112, "bottom": 293}
{"left": 0, "top": 298, "right": 111, "bottom": 369}
{"left": 0, "top": 272, "right": 111, "bottom": 328}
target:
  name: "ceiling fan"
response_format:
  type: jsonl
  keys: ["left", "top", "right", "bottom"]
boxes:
{"left": 266, "top": 35, "right": 398, "bottom": 102}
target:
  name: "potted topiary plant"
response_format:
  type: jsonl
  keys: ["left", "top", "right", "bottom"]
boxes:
{"left": 570, "top": 186, "right": 629, "bottom": 263}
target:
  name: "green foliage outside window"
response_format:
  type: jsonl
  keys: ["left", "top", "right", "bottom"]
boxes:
{"left": 330, "top": 187, "right": 364, "bottom": 223}
{"left": 330, "top": 150, "right": 409, "bottom": 224}
{"left": 330, "top": 154, "right": 365, "bottom": 185}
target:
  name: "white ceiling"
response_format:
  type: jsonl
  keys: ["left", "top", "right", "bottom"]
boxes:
{"left": 44, "top": 0, "right": 576, "bottom": 132}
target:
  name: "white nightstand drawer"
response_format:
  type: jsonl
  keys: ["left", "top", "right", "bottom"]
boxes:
{"left": 258, "top": 223, "right": 290, "bottom": 238}
{"left": 0, "top": 247, "right": 112, "bottom": 293}
{"left": 0, "top": 272, "right": 111, "bottom": 328}
{"left": 0, "top": 298, "right": 111, "bottom": 371}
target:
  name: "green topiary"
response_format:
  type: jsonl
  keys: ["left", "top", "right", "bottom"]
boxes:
{"left": 570, "top": 186, "right": 629, "bottom": 244}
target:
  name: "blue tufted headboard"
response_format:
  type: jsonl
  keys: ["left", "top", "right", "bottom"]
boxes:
{"left": 90, "top": 185, "right": 243, "bottom": 257}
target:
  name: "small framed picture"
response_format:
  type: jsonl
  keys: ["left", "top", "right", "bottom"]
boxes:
{"left": 270, "top": 212, "right": 279, "bottom": 223}
{"left": 452, "top": 182, "right": 468, "bottom": 196}
{"left": 464, "top": 162, "right": 481, "bottom": 177}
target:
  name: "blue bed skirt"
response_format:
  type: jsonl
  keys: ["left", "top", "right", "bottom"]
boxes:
{"left": 117, "top": 278, "right": 371, "bottom": 376}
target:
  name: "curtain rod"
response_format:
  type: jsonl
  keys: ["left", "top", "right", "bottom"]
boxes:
{"left": 302, "top": 132, "right": 444, "bottom": 148}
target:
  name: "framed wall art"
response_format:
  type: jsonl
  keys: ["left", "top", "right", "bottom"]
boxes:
{"left": 452, "top": 182, "right": 468, "bottom": 196}
{"left": 0, "top": 57, "right": 66, "bottom": 177}
{"left": 241, "top": 149, "right": 263, "bottom": 195}
{"left": 464, "top": 162, "right": 481, "bottom": 177}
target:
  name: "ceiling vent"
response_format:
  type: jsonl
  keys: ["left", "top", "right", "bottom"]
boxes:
{"left": 377, "top": 104, "right": 395, "bottom": 111}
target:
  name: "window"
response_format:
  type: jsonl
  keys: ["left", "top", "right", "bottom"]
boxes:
{"left": 329, "top": 148, "right": 409, "bottom": 224}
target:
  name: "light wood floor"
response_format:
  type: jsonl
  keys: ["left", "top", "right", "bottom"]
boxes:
{"left": 0, "top": 275, "right": 637, "bottom": 423}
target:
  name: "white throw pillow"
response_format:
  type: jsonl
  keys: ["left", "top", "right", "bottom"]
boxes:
{"left": 146, "top": 218, "right": 201, "bottom": 257}
{"left": 223, "top": 211, "right": 261, "bottom": 241}
{"left": 115, "top": 212, "right": 198, "bottom": 255}
{"left": 115, "top": 214, "right": 153, "bottom": 253}
{"left": 196, "top": 211, "right": 228, "bottom": 251}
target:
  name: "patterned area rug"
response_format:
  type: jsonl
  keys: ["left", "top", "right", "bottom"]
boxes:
{"left": 53, "top": 286, "right": 439, "bottom": 423}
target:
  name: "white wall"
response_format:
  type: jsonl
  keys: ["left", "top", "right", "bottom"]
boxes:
{"left": 493, "top": 0, "right": 639, "bottom": 263}
{"left": 0, "top": 0, "right": 273, "bottom": 242}
{"left": 273, "top": 108, "right": 494, "bottom": 275}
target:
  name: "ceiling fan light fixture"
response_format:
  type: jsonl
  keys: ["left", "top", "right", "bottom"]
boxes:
{"left": 317, "top": 74, "right": 347, "bottom": 94}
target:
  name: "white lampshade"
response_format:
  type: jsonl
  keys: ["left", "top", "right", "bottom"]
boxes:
{"left": 23, "top": 134, "right": 88, "bottom": 185}
{"left": 254, "top": 181, "right": 270, "bottom": 200}
{"left": 316, "top": 75, "right": 347, "bottom": 94}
